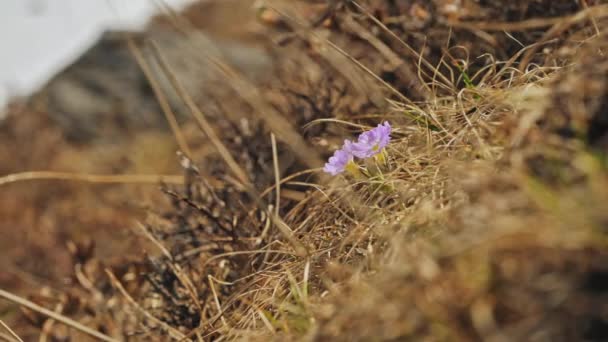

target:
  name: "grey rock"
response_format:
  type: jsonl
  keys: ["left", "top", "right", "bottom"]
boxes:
{"left": 34, "top": 27, "right": 272, "bottom": 142}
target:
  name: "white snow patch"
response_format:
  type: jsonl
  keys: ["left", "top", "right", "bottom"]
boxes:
{"left": 0, "top": 0, "right": 196, "bottom": 109}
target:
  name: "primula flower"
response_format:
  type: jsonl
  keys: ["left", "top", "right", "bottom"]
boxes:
{"left": 323, "top": 141, "right": 354, "bottom": 175}
{"left": 323, "top": 122, "right": 392, "bottom": 176}
{"left": 349, "top": 121, "right": 391, "bottom": 158}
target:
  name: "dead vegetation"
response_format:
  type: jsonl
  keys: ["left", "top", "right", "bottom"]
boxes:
{"left": 1, "top": 0, "right": 608, "bottom": 341}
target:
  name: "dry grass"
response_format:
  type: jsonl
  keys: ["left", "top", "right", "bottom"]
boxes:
{"left": 1, "top": 0, "right": 608, "bottom": 341}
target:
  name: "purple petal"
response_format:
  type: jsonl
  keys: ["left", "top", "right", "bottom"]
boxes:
{"left": 323, "top": 146, "right": 353, "bottom": 175}
{"left": 350, "top": 121, "right": 392, "bottom": 158}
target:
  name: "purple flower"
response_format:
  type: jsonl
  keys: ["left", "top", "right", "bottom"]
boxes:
{"left": 323, "top": 140, "right": 354, "bottom": 175}
{"left": 350, "top": 121, "right": 391, "bottom": 158}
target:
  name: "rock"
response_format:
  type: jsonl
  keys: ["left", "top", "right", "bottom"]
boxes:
{"left": 33, "top": 23, "right": 272, "bottom": 142}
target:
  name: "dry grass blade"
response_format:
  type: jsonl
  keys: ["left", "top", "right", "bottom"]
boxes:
{"left": 146, "top": 39, "right": 251, "bottom": 187}
{"left": 341, "top": 15, "right": 430, "bottom": 101}
{"left": 0, "top": 171, "right": 184, "bottom": 186}
{"left": 39, "top": 302, "right": 64, "bottom": 342}
{"left": 155, "top": 2, "right": 324, "bottom": 173}
{"left": 350, "top": 0, "right": 454, "bottom": 89}
{"left": 447, "top": 4, "right": 608, "bottom": 32}
{"left": 0, "top": 332, "right": 20, "bottom": 342}
{"left": 269, "top": 4, "right": 413, "bottom": 106}
{"left": 271, "top": 133, "right": 281, "bottom": 218}
{"left": 135, "top": 221, "right": 172, "bottom": 260}
{"left": 127, "top": 37, "right": 193, "bottom": 158}
{"left": 260, "top": 168, "right": 320, "bottom": 198}
{"left": 580, "top": 0, "right": 601, "bottom": 36}
{"left": 196, "top": 50, "right": 367, "bottom": 252}
{"left": 105, "top": 270, "right": 188, "bottom": 341}
{"left": 207, "top": 276, "right": 228, "bottom": 329}
{"left": 0, "top": 289, "right": 117, "bottom": 342}
{"left": 135, "top": 222, "right": 202, "bottom": 315}
{"left": 145, "top": 38, "right": 311, "bottom": 255}
{"left": 204, "top": 49, "right": 325, "bottom": 172}
{"left": 519, "top": 4, "right": 608, "bottom": 72}
{"left": 0, "top": 320, "right": 22, "bottom": 342}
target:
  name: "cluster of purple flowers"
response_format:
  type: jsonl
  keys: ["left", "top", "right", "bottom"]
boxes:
{"left": 323, "top": 121, "right": 392, "bottom": 176}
